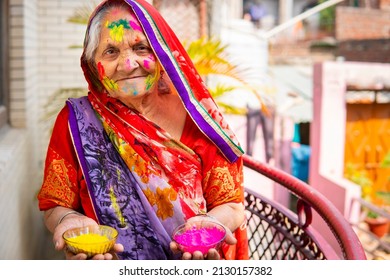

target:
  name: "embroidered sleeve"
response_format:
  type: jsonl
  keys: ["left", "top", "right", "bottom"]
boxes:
{"left": 180, "top": 114, "right": 244, "bottom": 211}
{"left": 37, "top": 106, "right": 81, "bottom": 211}
{"left": 202, "top": 152, "right": 244, "bottom": 210}
{"left": 38, "top": 148, "right": 80, "bottom": 209}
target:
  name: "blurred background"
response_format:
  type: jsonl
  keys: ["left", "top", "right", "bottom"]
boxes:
{"left": 0, "top": 0, "right": 389, "bottom": 260}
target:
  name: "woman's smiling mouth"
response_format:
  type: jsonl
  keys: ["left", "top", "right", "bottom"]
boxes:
{"left": 116, "top": 75, "right": 147, "bottom": 82}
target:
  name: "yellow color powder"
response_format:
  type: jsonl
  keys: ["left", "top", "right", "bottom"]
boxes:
{"left": 67, "top": 233, "right": 112, "bottom": 254}
{"left": 68, "top": 233, "right": 109, "bottom": 244}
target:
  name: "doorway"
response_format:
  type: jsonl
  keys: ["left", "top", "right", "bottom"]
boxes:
{"left": 344, "top": 89, "right": 390, "bottom": 205}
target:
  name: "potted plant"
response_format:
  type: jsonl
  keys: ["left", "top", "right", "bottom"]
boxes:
{"left": 363, "top": 209, "right": 389, "bottom": 238}
{"left": 344, "top": 161, "right": 390, "bottom": 238}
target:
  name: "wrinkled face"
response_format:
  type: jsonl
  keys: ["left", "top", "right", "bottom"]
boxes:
{"left": 94, "top": 7, "right": 159, "bottom": 101}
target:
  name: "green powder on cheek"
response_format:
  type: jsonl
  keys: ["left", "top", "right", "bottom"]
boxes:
{"left": 145, "top": 74, "right": 158, "bottom": 90}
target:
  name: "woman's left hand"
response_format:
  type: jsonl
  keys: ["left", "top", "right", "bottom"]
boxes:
{"left": 169, "top": 242, "right": 220, "bottom": 260}
{"left": 169, "top": 215, "right": 237, "bottom": 260}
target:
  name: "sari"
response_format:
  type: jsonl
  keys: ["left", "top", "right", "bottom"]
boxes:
{"left": 38, "top": 0, "right": 248, "bottom": 260}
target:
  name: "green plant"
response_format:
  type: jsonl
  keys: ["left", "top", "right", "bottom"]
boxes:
{"left": 318, "top": 0, "right": 336, "bottom": 32}
{"left": 366, "top": 210, "right": 379, "bottom": 219}
{"left": 379, "top": 152, "right": 390, "bottom": 205}
{"left": 345, "top": 157, "right": 390, "bottom": 220}
{"left": 344, "top": 163, "right": 373, "bottom": 200}
{"left": 183, "top": 37, "right": 265, "bottom": 114}
{"left": 67, "top": 3, "right": 97, "bottom": 25}
{"left": 41, "top": 88, "right": 87, "bottom": 132}
{"left": 381, "top": 152, "right": 390, "bottom": 168}
{"left": 344, "top": 162, "right": 378, "bottom": 219}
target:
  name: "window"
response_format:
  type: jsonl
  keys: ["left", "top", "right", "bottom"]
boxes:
{"left": 0, "top": 0, "right": 9, "bottom": 128}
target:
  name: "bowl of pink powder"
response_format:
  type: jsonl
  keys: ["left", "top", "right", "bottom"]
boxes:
{"left": 172, "top": 220, "right": 226, "bottom": 255}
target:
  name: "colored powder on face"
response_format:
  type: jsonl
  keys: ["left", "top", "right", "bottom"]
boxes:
{"left": 106, "top": 19, "right": 131, "bottom": 30}
{"left": 121, "top": 82, "right": 138, "bottom": 96}
{"left": 174, "top": 226, "right": 225, "bottom": 254}
{"left": 106, "top": 19, "right": 130, "bottom": 43}
{"left": 145, "top": 74, "right": 157, "bottom": 90}
{"left": 129, "top": 20, "right": 143, "bottom": 32}
{"left": 143, "top": 59, "right": 150, "bottom": 69}
{"left": 102, "top": 77, "right": 119, "bottom": 91}
{"left": 97, "top": 62, "right": 105, "bottom": 80}
{"left": 144, "top": 63, "right": 160, "bottom": 91}
{"left": 97, "top": 62, "right": 118, "bottom": 91}
{"left": 110, "top": 24, "right": 125, "bottom": 42}
{"left": 125, "top": 58, "right": 132, "bottom": 70}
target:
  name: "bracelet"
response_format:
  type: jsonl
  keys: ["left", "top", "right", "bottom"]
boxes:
{"left": 196, "top": 213, "right": 218, "bottom": 221}
{"left": 196, "top": 213, "right": 226, "bottom": 228}
{"left": 56, "top": 210, "right": 80, "bottom": 227}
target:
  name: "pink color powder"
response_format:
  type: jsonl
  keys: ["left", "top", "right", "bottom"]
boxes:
{"left": 174, "top": 226, "right": 225, "bottom": 254}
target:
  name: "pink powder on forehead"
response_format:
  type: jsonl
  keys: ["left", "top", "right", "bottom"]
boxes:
{"left": 129, "top": 20, "right": 142, "bottom": 32}
{"left": 174, "top": 226, "right": 225, "bottom": 254}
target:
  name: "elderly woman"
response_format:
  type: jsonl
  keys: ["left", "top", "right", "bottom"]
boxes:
{"left": 37, "top": 0, "right": 248, "bottom": 260}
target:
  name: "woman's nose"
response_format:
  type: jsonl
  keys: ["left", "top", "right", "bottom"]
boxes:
{"left": 118, "top": 51, "right": 139, "bottom": 72}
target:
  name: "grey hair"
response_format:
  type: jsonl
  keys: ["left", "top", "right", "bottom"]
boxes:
{"left": 84, "top": 1, "right": 130, "bottom": 62}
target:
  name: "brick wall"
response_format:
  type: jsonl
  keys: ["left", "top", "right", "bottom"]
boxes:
{"left": 380, "top": 0, "right": 390, "bottom": 10}
{"left": 335, "top": 6, "right": 390, "bottom": 63}
{"left": 336, "top": 6, "right": 390, "bottom": 41}
{"left": 337, "top": 39, "right": 390, "bottom": 63}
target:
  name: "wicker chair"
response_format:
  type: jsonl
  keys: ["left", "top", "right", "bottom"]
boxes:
{"left": 243, "top": 155, "right": 366, "bottom": 260}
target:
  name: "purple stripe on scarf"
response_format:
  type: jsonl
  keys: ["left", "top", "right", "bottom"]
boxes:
{"left": 66, "top": 99, "right": 102, "bottom": 223}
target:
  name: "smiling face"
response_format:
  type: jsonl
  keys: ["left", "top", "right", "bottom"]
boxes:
{"left": 94, "top": 7, "right": 160, "bottom": 103}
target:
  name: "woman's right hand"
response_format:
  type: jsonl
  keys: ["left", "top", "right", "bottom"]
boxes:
{"left": 63, "top": 243, "right": 124, "bottom": 260}
{"left": 52, "top": 209, "right": 124, "bottom": 260}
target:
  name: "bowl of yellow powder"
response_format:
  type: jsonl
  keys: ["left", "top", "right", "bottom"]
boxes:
{"left": 63, "top": 225, "right": 118, "bottom": 258}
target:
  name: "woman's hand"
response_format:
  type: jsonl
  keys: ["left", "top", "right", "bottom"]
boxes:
{"left": 169, "top": 241, "right": 220, "bottom": 260}
{"left": 169, "top": 215, "right": 237, "bottom": 260}
{"left": 64, "top": 243, "right": 124, "bottom": 260}
{"left": 50, "top": 208, "right": 124, "bottom": 260}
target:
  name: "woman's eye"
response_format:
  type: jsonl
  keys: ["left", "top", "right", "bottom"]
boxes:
{"left": 134, "top": 45, "right": 151, "bottom": 54}
{"left": 103, "top": 48, "right": 118, "bottom": 57}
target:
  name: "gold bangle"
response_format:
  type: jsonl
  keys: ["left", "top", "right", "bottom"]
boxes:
{"left": 196, "top": 213, "right": 218, "bottom": 221}
{"left": 56, "top": 210, "right": 80, "bottom": 226}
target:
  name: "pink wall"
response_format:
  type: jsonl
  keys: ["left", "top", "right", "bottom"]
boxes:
{"left": 310, "top": 61, "right": 390, "bottom": 255}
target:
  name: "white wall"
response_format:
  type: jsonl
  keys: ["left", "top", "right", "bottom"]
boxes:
{"left": 0, "top": 0, "right": 90, "bottom": 260}
{"left": 1, "top": 0, "right": 42, "bottom": 260}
